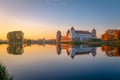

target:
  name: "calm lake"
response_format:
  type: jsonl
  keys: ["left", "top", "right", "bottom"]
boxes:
{"left": 0, "top": 44, "right": 120, "bottom": 80}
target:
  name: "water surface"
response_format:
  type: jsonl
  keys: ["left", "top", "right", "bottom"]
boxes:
{"left": 0, "top": 44, "right": 120, "bottom": 80}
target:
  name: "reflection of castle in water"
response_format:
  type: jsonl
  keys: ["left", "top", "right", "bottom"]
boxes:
{"left": 56, "top": 44, "right": 97, "bottom": 59}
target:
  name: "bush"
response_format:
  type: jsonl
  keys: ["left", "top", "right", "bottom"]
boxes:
{"left": 88, "top": 39, "right": 102, "bottom": 42}
{"left": 0, "top": 64, "right": 13, "bottom": 80}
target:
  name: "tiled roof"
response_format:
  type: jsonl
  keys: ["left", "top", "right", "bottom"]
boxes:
{"left": 75, "top": 30, "right": 91, "bottom": 34}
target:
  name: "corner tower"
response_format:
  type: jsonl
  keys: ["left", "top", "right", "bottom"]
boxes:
{"left": 56, "top": 30, "right": 61, "bottom": 42}
{"left": 91, "top": 28, "right": 97, "bottom": 38}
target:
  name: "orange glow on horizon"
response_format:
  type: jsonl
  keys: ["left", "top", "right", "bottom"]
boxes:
{"left": 0, "top": 15, "right": 57, "bottom": 40}
{"left": 0, "top": 14, "right": 102, "bottom": 40}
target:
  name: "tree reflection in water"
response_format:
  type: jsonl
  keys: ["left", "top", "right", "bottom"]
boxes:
{"left": 7, "top": 43, "right": 24, "bottom": 55}
{"left": 6, "top": 43, "right": 120, "bottom": 57}
{"left": 101, "top": 45, "right": 120, "bottom": 57}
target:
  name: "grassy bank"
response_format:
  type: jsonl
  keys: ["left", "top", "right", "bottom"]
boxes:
{"left": 0, "top": 64, "right": 13, "bottom": 80}
{"left": 60, "top": 40, "right": 120, "bottom": 46}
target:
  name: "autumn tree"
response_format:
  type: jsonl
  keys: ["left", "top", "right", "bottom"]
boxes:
{"left": 101, "top": 29, "right": 120, "bottom": 41}
{"left": 104, "top": 33, "right": 109, "bottom": 41}
{"left": 7, "top": 31, "right": 24, "bottom": 42}
{"left": 116, "top": 30, "right": 120, "bottom": 40}
{"left": 101, "top": 34, "right": 105, "bottom": 40}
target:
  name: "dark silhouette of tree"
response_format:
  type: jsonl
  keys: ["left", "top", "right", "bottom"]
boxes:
{"left": 24, "top": 39, "right": 32, "bottom": 46}
{"left": 7, "top": 31, "right": 24, "bottom": 42}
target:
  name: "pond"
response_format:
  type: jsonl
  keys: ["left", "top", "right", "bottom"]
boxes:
{"left": 0, "top": 44, "right": 120, "bottom": 80}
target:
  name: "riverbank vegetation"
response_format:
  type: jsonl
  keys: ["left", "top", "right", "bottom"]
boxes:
{"left": 0, "top": 64, "right": 13, "bottom": 80}
{"left": 59, "top": 39, "right": 120, "bottom": 46}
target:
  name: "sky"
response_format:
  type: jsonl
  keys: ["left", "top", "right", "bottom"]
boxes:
{"left": 0, "top": 0, "right": 120, "bottom": 39}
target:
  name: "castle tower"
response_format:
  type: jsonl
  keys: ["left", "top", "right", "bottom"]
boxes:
{"left": 56, "top": 30, "right": 61, "bottom": 42}
{"left": 70, "top": 27, "right": 76, "bottom": 41}
{"left": 91, "top": 28, "right": 97, "bottom": 38}
{"left": 71, "top": 27, "right": 75, "bottom": 30}
{"left": 70, "top": 27, "right": 75, "bottom": 33}
{"left": 66, "top": 30, "right": 70, "bottom": 37}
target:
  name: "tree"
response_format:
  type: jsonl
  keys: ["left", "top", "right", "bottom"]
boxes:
{"left": 0, "top": 64, "right": 13, "bottom": 80}
{"left": 116, "top": 30, "right": 120, "bottom": 40}
{"left": 101, "top": 29, "right": 120, "bottom": 41}
{"left": 7, "top": 31, "right": 24, "bottom": 42}
{"left": 104, "top": 33, "right": 109, "bottom": 41}
{"left": 101, "top": 34, "right": 105, "bottom": 40}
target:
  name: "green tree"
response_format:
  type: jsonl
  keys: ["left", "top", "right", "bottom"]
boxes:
{"left": 7, "top": 31, "right": 24, "bottom": 42}
{"left": 0, "top": 64, "right": 13, "bottom": 80}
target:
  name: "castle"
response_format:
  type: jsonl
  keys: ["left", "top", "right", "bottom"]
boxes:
{"left": 56, "top": 27, "right": 97, "bottom": 42}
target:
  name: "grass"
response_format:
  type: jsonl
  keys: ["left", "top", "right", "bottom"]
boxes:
{"left": 0, "top": 64, "right": 13, "bottom": 80}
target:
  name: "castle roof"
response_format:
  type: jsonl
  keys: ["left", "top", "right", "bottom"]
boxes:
{"left": 70, "top": 27, "right": 91, "bottom": 34}
{"left": 75, "top": 30, "right": 91, "bottom": 34}
{"left": 92, "top": 28, "right": 96, "bottom": 31}
{"left": 57, "top": 30, "right": 61, "bottom": 33}
{"left": 71, "top": 27, "right": 75, "bottom": 30}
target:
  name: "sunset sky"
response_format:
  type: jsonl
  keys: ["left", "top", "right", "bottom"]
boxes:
{"left": 0, "top": 0, "right": 120, "bottom": 40}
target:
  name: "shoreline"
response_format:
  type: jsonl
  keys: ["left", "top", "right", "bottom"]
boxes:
{"left": 57, "top": 40, "right": 120, "bottom": 46}
{"left": 0, "top": 40, "right": 120, "bottom": 46}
